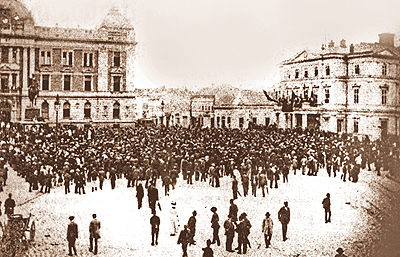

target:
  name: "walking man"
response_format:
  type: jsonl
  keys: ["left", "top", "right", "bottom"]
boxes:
{"left": 322, "top": 193, "right": 331, "bottom": 223}
{"left": 89, "top": 214, "right": 101, "bottom": 255}
{"left": 170, "top": 201, "right": 180, "bottom": 236}
{"left": 4, "top": 193, "right": 15, "bottom": 216}
{"left": 228, "top": 199, "right": 238, "bottom": 224}
{"left": 187, "top": 210, "right": 197, "bottom": 245}
{"left": 67, "top": 216, "right": 78, "bottom": 256}
{"left": 278, "top": 201, "right": 290, "bottom": 241}
{"left": 177, "top": 225, "right": 190, "bottom": 257}
{"left": 150, "top": 211, "right": 160, "bottom": 246}
{"left": 136, "top": 183, "right": 144, "bottom": 209}
{"left": 262, "top": 212, "right": 273, "bottom": 248}
{"left": 210, "top": 207, "right": 220, "bottom": 246}
{"left": 202, "top": 239, "right": 214, "bottom": 257}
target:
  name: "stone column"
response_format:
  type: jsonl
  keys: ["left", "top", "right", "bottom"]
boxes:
{"left": 302, "top": 114, "right": 307, "bottom": 129}
{"left": 22, "top": 47, "right": 28, "bottom": 92}
{"left": 16, "top": 48, "right": 20, "bottom": 64}
{"left": 8, "top": 47, "right": 13, "bottom": 63}
{"left": 29, "top": 47, "right": 35, "bottom": 78}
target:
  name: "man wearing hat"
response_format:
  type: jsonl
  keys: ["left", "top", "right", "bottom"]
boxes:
{"left": 322, "top": 193, "right": 331, "bottom": 223}
{"left": 262, "top": 212, "right": 273, "bottom": 248}
{"left": 67, "top": 216, "right": 78, "bottom": 256}
{"left": 89, "top": 214, "right": 101, "bottom": 254}
{"left": 210, "top": 207, "right": 220, "bottom": 246}
{"left": 278, "top": 201, "right": 290, "bottom": 241}
{"left": 170, "top": 201, "right": 179, "bottom": 236}
{"left": 335, "top": 247, "right": 347, "bottom": 257}
{"left": 236, "top": 212, "right": 251, "bottom": 254}
{"left": 187, "top": 210, "right": 197, "bottom": 245}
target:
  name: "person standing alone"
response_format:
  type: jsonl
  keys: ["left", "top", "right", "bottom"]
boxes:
{"left": 262, "top": 212, "right": 273, "bottom": 248}
{"left": 322, "top": 193, "right": 331, "bottom": 223}
{"left": 89, "top": 214, "right": 101, "bottom": 255}
{"left": 278, "top": 201, "right": 290, "bottom": 241}
{"left": 67, "top": 216, "right": 78, "bottom": 256}
{"left": 150, "top": 211, "right": 160, "bottom": 246}
{"left": 210, "top": 207, "right": 220, "bottom": 246}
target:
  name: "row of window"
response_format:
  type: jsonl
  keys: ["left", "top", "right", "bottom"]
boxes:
{"left": 41, "top": 74, "right": 122, "bottom": 92}
{"left": 39, "top": 50, "right": 121, "bottom": 67}
{"left": 214, "top": 116, "right": 270, "bottom": 128}
{"left": 41, "top": 101, "right": 122, "bottom": 119}
{"left": 292, "top": 63, "right": 389, "bottom": 79}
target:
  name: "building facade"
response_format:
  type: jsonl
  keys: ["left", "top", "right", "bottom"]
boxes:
{"left": 0, "top": 1, "right": 137, "bottom": 126}
{"left": 277, "top": 34, "right": 400, "bottom": 140}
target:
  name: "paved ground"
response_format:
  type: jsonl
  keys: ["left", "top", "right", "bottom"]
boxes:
{"left": 1, "top": 163, "right": 400, "bottom": 257}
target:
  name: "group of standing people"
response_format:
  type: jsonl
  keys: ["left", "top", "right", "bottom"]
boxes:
{"left": 66, "top": 214, "right": 101, "bottom": 256}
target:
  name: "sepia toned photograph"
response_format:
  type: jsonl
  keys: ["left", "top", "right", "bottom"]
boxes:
{"left": 0, "top": 0, "right": 399, "bottom": 256}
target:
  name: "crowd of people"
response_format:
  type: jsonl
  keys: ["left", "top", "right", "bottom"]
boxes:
{"left": 0, "top": 122, "right": 398, "bottom": 256}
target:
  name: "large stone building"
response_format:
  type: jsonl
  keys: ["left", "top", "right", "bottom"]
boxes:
{"left": 277, "top": 34, "right": 400, "bottom": 140}
{"left": 0, "top": 0, "right": 137, "bottom": 126}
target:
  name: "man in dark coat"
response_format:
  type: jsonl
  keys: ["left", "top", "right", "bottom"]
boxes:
{"left": 210, "top": 207, "right": 220, "bottom": 246}
{"left": 228, "top": 199, "right": 238, "bottom": 224}
{"left": 136, "top": 183, "right": 144, "bottom": 209}
{"left": 67, "top": 216, "right": 78, "bottom": 256}
{"left": 187, "top": 210, "right": 197, "bottom": 245}
{"left": 177, "top": 225, "right": 190, "bottom": 257}
{"left": 236, "top": 212, "right": 251, "bottom": 254}
{"left": 322, "top": 193, "right": 331, "bottom": 223}
{"left": 148, "top": 184, "right": 159, "bottom": 214}
{"left": 4, "top": 193, "right": 15, "bottom": 216}
{"left": 223, "top": 216, "right": 235, "bottom": 252}
{"left": 278, "top": 201, "right": 290, "bottom": 241}
{"left": 232, "top": 175, "right": 238, "bottom": 200}
{"left": 89, "top": 214, "right": 101, "bottom": 254}
{"left": 202, "top": 239, "right": 214, "bottom": 257}
{"left": 150, "top": 211, "right": 160, "bottom": 246}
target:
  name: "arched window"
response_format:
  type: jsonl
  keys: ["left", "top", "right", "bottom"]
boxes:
{"left": 355, "top": 64, "right": 360, "bottom": 75}
{"left": 41, "top": 101, "right": 49, "bottom": 119}
{"left": 63, "top": 102, "right": 70, "bottom": 119}
{"left": 314, "top": 67, "right": 318, "bottom": 77}
{"left": 113, "top": 102, "right": 120, "bottom": 119}
{"left": 326, "top": 65, "right": 330, "bottom": 76}
{"left": 84, "top": 102, "right": 91, "bottom": 119}
{"left": 295, "top": 69, "right": 299, "bottom": 79}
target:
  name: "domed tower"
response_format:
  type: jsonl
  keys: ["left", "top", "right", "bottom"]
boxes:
{"left": 97, "top": 7, "right": 136, "bottom": 92}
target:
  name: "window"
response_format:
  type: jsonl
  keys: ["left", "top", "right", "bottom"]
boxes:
{"left": 239, "top": 117, "right": 244, "bottom": 128}
{"left": 355, "top": 64, "right": 360, "bottom": 75}
{"left": 304, "top": 70, "right": 308, "bottom": 78}
{"left": 1, "top": 47, "right": 8, "bottom": 63}
{"left": 11, "top": 74, "right": 16, "bottom": 91}
{"left": 295, "top": 69, "right": 299, "bottom": 79}
{"left": 41, "top": 101, "right": 49, "bottom": 119}
{"left": 314, "top": 67, "right": 318, "bottom": 77}
{"left": 62, "top": 51, "right": 73, "bottom": 66}
{"left": 40, "top": 51, "right": 51, "bottom": 65}
{"left": 217, "top": 116, "right": 220, "bottom": 127}
{"left": 113, "top": 51, "right": 120, "bottom": 67}
{"left": 325, "top": 88, "right": 330, "bottom": 103}
{"left": 354, "top": 88, "right": 359, "bottom": 104}
{"left": 42, "top": 74, "right": 50, "bottom": 90}
{"left": 63, "top": 102, "right": 70, "bottom": 119}
{"left": 303, "top": 88, "right": 308, "bottom": 99}
{"left": 83, "top": 52, "right": 93, "bottom": 67}
{"left": 63, "top": 75, "right": 71, "bottom": 90}
{"left": 84, "top": 102, "right": 91, "bottom": 119}
{"left": 337, "top": 119, "right": 343, "bottom": 133}
{"left": 113, "top": 76, "right": 121, "bottom": 92}
{"left": 326, "top": 65, "right": 330, "bottom": 76}
{"left": 381, "top": 88, "right": 388, "bottom": 105}
{"left": 113, "top": 102, "right": 120, "bottom": 119}
{"left": 382, "top": 63, "right": 387, "bottom": 76}
{"left": 354, "top": 118, "right": 359, "bottom": 133}
{"left": 222, "top": 116, "right": 226, "bottom": 128}
{"left": 265, "top": 117, "right": 270, "bottom": 126}
{"left": 227, "top": 117, "right": 231, "bottom": 128}
{"left": 252, "top": 117, "right": 257, "bottom": 124}
{"left": 84, "top": 76, "right": 91, "bottom": 91}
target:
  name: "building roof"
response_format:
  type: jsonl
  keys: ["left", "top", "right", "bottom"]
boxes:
{"left": 0, "top": 0, "right": 34, "bottom": 26}
{"left": 100, "top": 7, "right": 133, "bottom": 30}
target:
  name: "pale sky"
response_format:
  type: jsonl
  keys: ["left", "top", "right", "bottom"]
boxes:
{"left": 21, "top": 0, "right": 400, "bottom": 90}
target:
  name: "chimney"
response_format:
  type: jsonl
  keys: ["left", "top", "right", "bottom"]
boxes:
{"left": 328, "top": 40, "right": 335, "bottom": 48}
{"left": 340, "top": 39, "right": 346, "bottom": 48}
{"left": 379, "top": 33, "right": 395, "bottom": 47}
{"left": 321, "top": 44, "right": 325, "bottom": 50}
{"left": 349, "top": 43, "right": 354, "bottom": 53}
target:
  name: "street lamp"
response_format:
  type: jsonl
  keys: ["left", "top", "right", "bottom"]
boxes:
{"left": 54, "top": 94, "right": 60, "bottom": 129}
{"left": 161, "top": 100, "right": 164, "bottom": 126}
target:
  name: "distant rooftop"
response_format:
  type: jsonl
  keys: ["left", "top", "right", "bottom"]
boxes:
{"left": 100, "top": 7, "right": 133, "bottom": 30}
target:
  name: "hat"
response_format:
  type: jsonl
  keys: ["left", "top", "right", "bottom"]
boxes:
{"left": 171, "top": 201, "right": 176, "bottom": 205}
{"left": 265, "top": 212, "right": 270, "bottom": 217}
{"left": 69, "top": 216, "right": 74, "bottom": 220}
{"left": 336, "top": 248, "right": 344, "bottom": 254}
{"left": 210, "top": 207, "right": 217, "bottom": 212}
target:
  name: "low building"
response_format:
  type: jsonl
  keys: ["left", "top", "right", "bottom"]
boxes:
{"left": 277, "top": 34, "right": 400, "bottom": 140}
{"left": 0, "top": 1, "right": 137, "bottom": 126}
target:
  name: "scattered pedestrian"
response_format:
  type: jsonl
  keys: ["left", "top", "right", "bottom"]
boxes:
{"left": 335, "top": 247, "right": 348, "bottom": 257}
{"left": 89, "top": 214, "right": 101, "bottom": 255}
{"left": 210, "top": 207, "right": 220, "bottom": 246}
{"left": 170, "top": 201, "right": 180, "bottom": 236}
{"left": 322, "top": 193, "right": 331, "bottom": 223}
{"left": 228, "top": 199, "right": 238, "bottom": 224}
{"left": 67, "top": 216, "right": 78, "bottom": 256}
{"left": 278, "top": 201, "right": 290, "bottom": 241}
{"left": 262, "top": 212, "right": 273, "bottom": 248}
{"left": 202, "top": 239, "right": 214, "bottom": 257}
{"left": 178, "top": 225, "right": 190, "bottom": 257}
{"left": 187, "top": 210, "right": 197, "bottom": 245}
{"left": 136, "top": 183, "right": 144, "bottom": 209}
{"left": 223, "top": 216, "right": 235, "bottom": 252}
{"left": 150, "top": 210, "right": 160, "bottom": 246}
{"left": 4, "top": 193, "right": 15, "bottom": 216}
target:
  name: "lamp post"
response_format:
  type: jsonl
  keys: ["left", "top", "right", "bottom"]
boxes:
{"left": 54, "top": 94, "right": 60, "bottom": 129}
{"left": 161, "top": 100, "right": 164, "bottom": 126}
